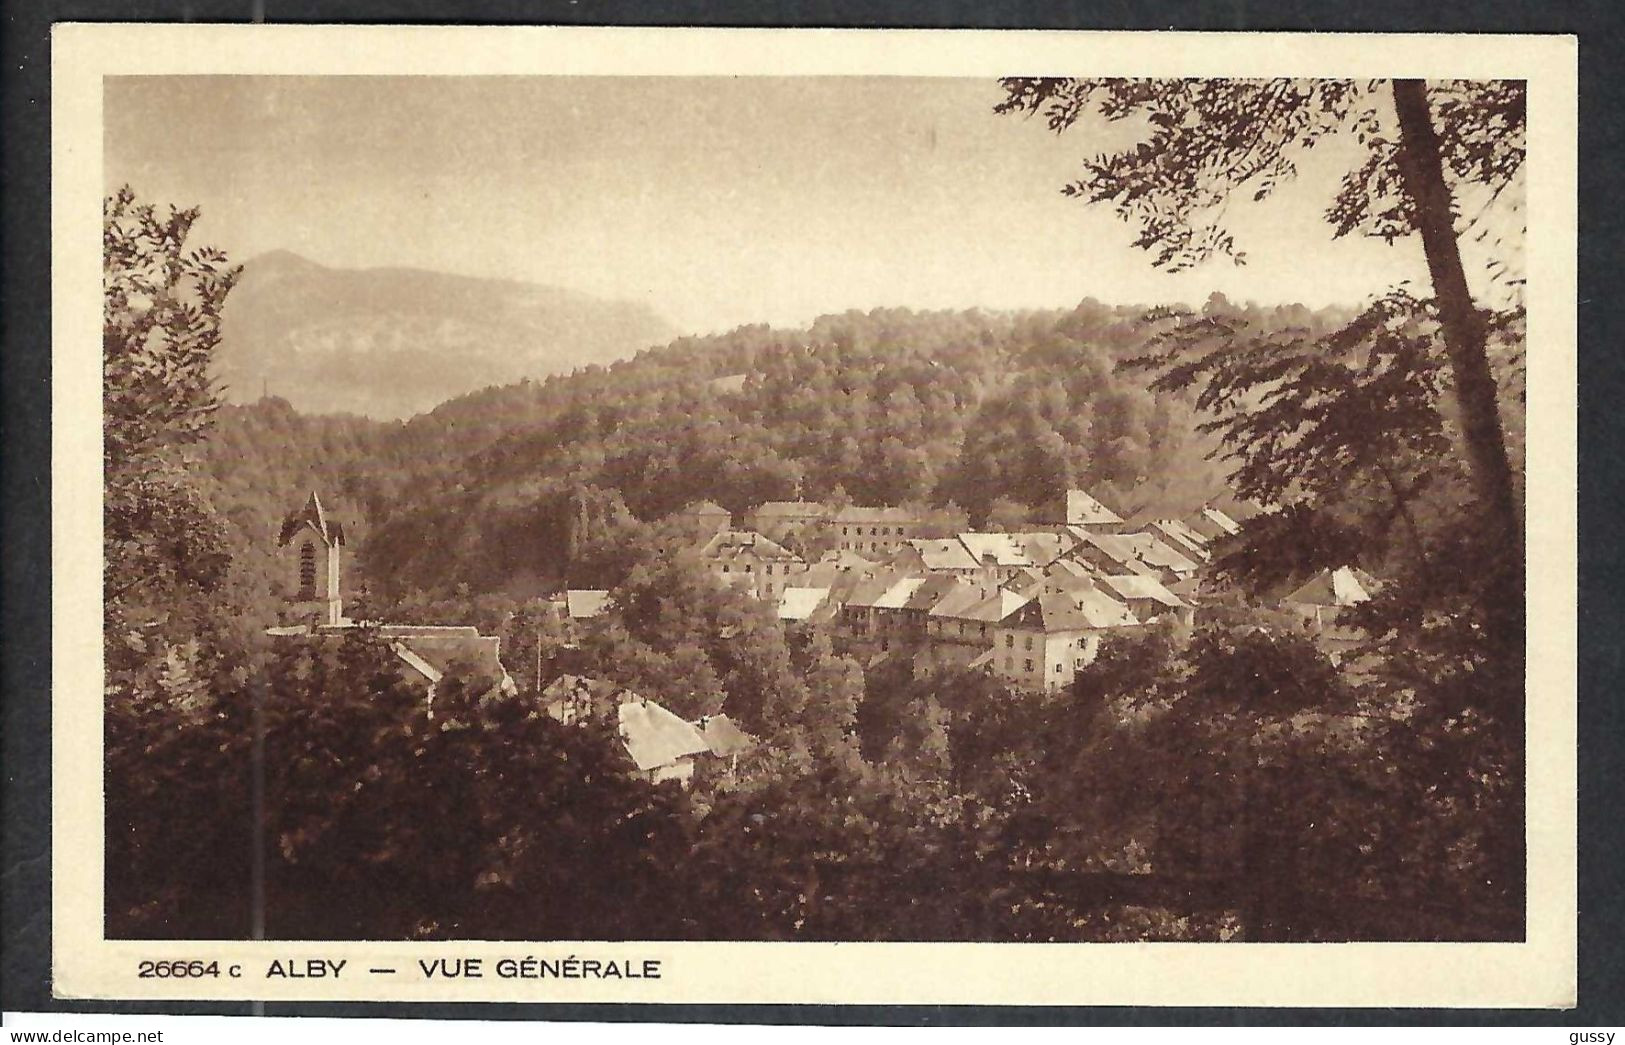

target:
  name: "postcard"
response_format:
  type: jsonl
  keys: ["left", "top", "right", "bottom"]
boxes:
{"left": 52, "top": 24, "right": 1577, "bottom": 1007}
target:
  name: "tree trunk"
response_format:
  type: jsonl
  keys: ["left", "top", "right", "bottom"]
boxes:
{"left": 1391, "top": 78, "right": 1526, "bottom": 938}
{"left": 1389, "top": 80, "right": 1522, "bottom": 596}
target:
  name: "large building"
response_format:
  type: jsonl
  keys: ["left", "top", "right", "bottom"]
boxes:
{"left": 993, "top": 584, "right": 1139, "bottom": 692}
{"left": 744, "top": 500, "right": 829, "bottom": 540}
{"left": 695, "top": 529, "right": 805, "bottom": 601}
{"left": 832, "top": 506, "right": 927, "bottom": 558}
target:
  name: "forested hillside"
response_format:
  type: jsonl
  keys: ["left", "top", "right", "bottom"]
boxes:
{"left": 198, "top": 297, "right": 1352, "bottom": 609}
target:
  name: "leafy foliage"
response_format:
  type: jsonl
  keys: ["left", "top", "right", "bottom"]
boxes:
{"left": 995, "top": 78, "right": 1524, "bottom": 266}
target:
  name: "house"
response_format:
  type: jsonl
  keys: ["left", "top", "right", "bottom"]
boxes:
{"left": 566, "top": 589, "right": 612, "bottom": 621}
{"left": 777, "top": 585, "right": 837, "bottom": 627}
{"left": 1096, "top": 573, "right": 1194, "bottom": 627}
{"left": 1281, "top": 566, "right": 1378, "bottom": 633}
{"left": 838, "top": 571, "right": 924, "bottom": 652}
{"left": 832, "top": 506, "right": 925, "bottom": 557}
{"left": 956, "top": 532, "right": 1036, "bottom": 584}
{"left": 695, "top": 714, "right": 757, "bottom": 774}
{"left": 744, "top": 500, "right": 829, "bottom": 540}
{"left": 918, "top": 582, "right": 1027, "bottom": 674}
{"left": 695, "top": 529, "right": 805, "bottom": 600}
{"left": 1042, "top": 488, "right": 1125, "bottom": 530}
{"left": 563, "top": 589, "right": 612, "bottom": 642}
{"left": 993, "top": 587, "right": 1139, "bottom": 692}
{"left": 1120, "top": 531, "right": 1202, "bottom": 579}
{"left": 805, "top": 548, "right": 879, "bottom": 583}
{"left": 1067, "top": 528, "right": 1161, "bottom": 578}
{"left": 618, "top": 698, "right": 713, "bottom": 786}
{"left": 1046, "top": 558, "right": 1100, "bottom": 583}
{"left": 268, "top": 621, "right": 519, "bottom": 710}
{"left": 888, "top": 537, "right": 980, "bottom": 575}
{"left": 669, "top": 500, "right": 732, "bottom": 536}
{"left": 1187, "top": 505, "right": 1243, "bottom": 541}
{"left": 869, "top": 575, "right": 931, "bottom": 651}
{"left": 1005, "top": 530, "right": 1079, "bottom": 569}
{"left": 1147, "top": 518, "right": 1213, "bottom": 561}
{"left": 897, "top": 574, "right": 969, "bottom": 644}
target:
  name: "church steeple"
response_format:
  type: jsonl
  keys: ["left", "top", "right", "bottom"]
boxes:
{"left": 277, "top": 491, "right": 346, "bottom": 626}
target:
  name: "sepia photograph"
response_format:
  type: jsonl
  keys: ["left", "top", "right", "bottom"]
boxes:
{"left": 47, "top": 25, "right": 1578, "bottom": 1008}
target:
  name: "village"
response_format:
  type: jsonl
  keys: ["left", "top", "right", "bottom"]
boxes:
{"left": 540, "top": 488, "right": 1378, "bottom": 783}
{"left": 262, "top": 486, "right": 1372, "bottom": 790}
{"left": 266, "top": 487, "right": 1378, "bottom": 788}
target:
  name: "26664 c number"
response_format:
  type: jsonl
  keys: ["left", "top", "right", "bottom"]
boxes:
{"left": 137, "top": 960, "right": 222, "bottom": 978}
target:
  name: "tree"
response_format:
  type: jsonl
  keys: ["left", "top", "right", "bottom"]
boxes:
{"left": 103, "top": 188, "right": 242, "bottom": 634}
{"left": 994, "top": 78, "right": 1524, "bottom": 637}
{"left": 104, "top": 186, "right": 240, "bottom": 466}
{"left": 996, "top": 82, "right": 1529, "bottom": 923}
{"left": 103, "top": 190, "right": 258, "bottom": 936}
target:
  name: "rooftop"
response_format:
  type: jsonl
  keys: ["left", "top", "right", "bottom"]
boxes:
{"left": 618, "top": 698, "right": 711, "bottom": 772}
{"left": 566, "top": 589, "right": 612, "bottom": 619}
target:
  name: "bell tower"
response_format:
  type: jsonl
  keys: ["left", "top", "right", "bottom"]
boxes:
{"left": 277, "top": 491, "right": 346, "bottom": 627}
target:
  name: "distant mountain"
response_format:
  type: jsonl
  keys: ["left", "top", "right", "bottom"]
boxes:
{"left": 216, "top": 251, "right": 677, "bottom": 419}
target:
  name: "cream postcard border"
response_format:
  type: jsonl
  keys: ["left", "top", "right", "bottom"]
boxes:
{"left": 50, "top": 24, "right": 1579, "bottom": 1008}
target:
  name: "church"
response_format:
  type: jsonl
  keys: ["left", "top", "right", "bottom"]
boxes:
{"left": 266, "top": 491, "right": 517, "bottom": 707}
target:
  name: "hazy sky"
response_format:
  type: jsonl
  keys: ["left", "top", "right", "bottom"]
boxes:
{"left": 104, "top": 76, "right": 1503, "bottom": 336}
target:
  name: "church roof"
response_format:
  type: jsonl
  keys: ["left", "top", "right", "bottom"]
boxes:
{"left": 278, "top": 490, "right": 346, "bottom": 547}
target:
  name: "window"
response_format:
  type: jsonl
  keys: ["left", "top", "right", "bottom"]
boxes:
{"left": 744, "top": 563, "right": 753, "bottom": 573}
{"left": 298, "top": 542, "right": 317, "bottom": 599}
{"left": 1024, "top": 659, "right": 1034, "bottom": 673}
{"left": 1005, "top": 634, "right": 1014, "bottom": 648}
{"left": 766, "top": 564, "right": 774, "bottom": 575}
{"left": 870, "top": 527, "right": 878, "bottom": 536}
{"left": 1024, "top": 636, "right": 1033, "bottom": 651}
{"left": 979, "top": 624, "right": 987, "bottom": 637}
{"left": 1055, "top": 663, "right": 1063, "bottom": 674}
{"left": 722, "top": 564, "right": 730, "bottom": 573}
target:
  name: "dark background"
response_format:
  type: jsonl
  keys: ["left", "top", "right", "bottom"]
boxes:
{"left": 4, "top": 0, "right": 1621, "bottom": 1026}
